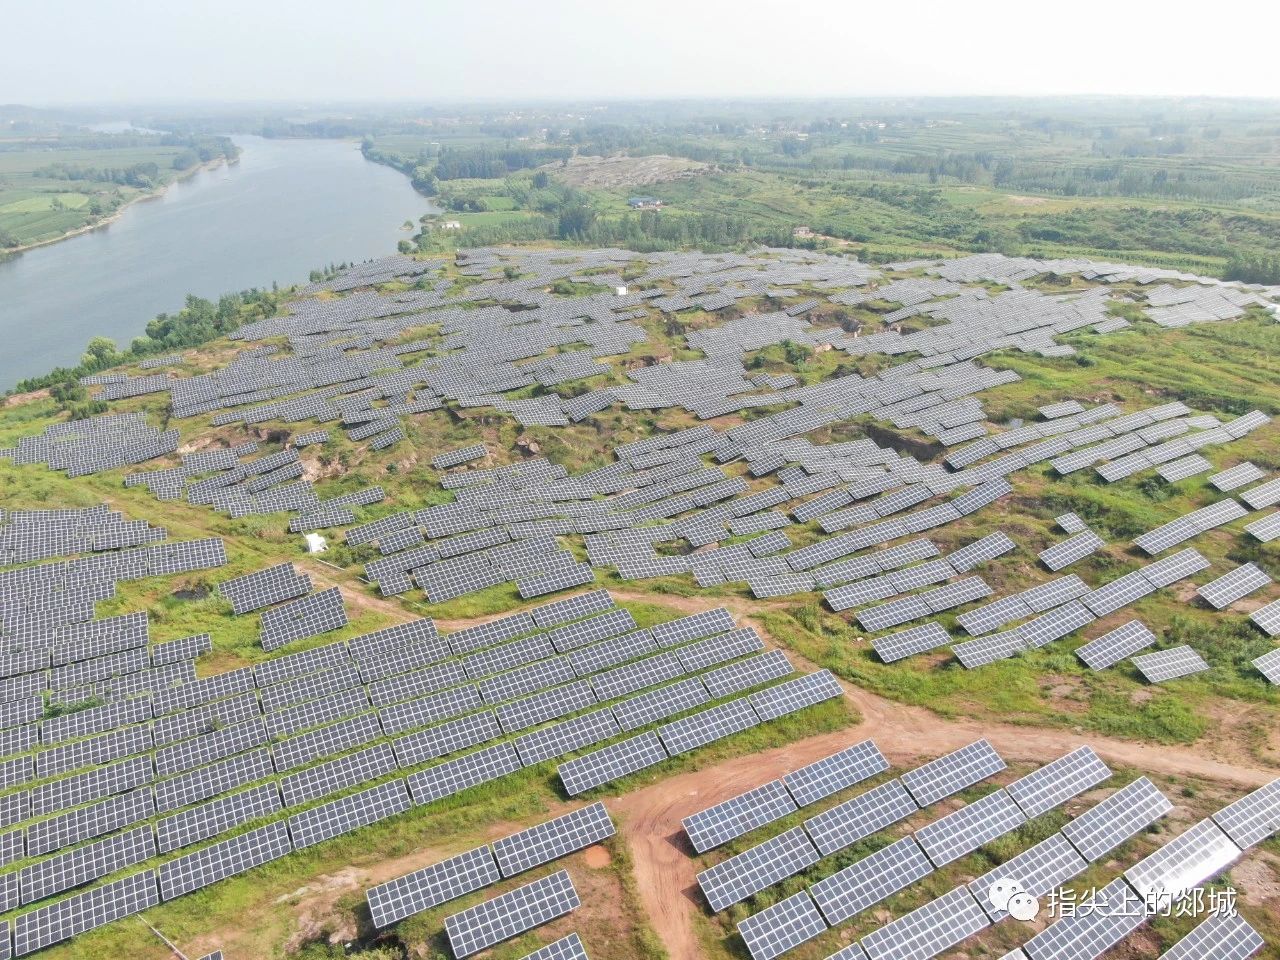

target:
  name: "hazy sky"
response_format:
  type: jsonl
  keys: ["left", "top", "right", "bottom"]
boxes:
{"left": 8, "top": 0, "right": 1280, "bottom": 104}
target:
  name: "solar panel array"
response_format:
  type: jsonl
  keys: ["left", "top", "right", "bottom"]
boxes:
{"left": 5, "top": 245, "right": 1280, "bottom": 956}
{"left": 1162, "top": 911, "right": 1265, "bottom": 960}
{"left": 900, "top": 739, "right": 1005, "bottom": 806}
{"left": 1197, "top": 563, "right": 1272, "bottom": 609}
{"left": 1132, "top": 645, "right": 1210, "bottom": 682}
{"left": 1075, "top": 620, "right": 1157, "bottom": 670}
{"left": 444, "top": 869, "right": 580, "bottom": 958}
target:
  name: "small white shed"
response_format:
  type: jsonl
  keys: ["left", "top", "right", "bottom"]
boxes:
{"left": 304, "top": 533, "right": 328, "bottom": 554}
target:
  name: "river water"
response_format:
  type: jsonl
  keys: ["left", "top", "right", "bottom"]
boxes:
{"left": 0, "top": 135, "right": 433, "bottom": 390}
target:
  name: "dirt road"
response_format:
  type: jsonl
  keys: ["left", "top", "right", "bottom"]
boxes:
{"left": 601, "top": 591, "right": 1279, "bottom": 960}
{"left": 611, "top": 679, "right": 1277, "bottom": 960}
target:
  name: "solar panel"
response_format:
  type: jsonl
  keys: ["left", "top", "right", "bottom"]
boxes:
{"left": 406, "top": 742, "right": 522, "bottom": 804}
{"left": 155, "top": 782, "right": 283, "bottom": 853}
{"left": 873, "top": 622, "right": 952, "bottom": 663}
{"left": 272, "top": 712, "right": 382, "bottom": 772}
{"left": 1245, "top": 511, "right": 1280, "bottom": 543}
{"left": 517, "top": 933, "right": 589, "bottom": 960}
{"left": 530, "top": 590, "right": 615, "bottom": 628}
{"left": 1075, "top": 620, "right": 1157, "bottom": 670}
{"left": 496, "top": 678, "right": 596, "bottom": 734}
{"left": 569, "top": 629, "right": 657, "bottom": 677}
{"left": 444, "top": 869, "right": 580, "bottom": 958}
{"left": 1161, "top": 911, "right": 1265, "bottom": 960}
{"left": 1251, "top": 599, "right": 1280, "bottom": 637}
{"left": 611, "top": 677, "right": 709, "bottom": 732}
{"left": 558, "top": 731, "right": 668, "bottom": 796}
{"left": 1126, "top": 817, "right": 1243, "bottom": 906}
{"left": 153, "top": 748, "right": 274, "bottom": 814}
{"left": 158, "top": 820, "right": 293, "bottom": 900}
{"left": 810, "top": 835, "right": 934, "bottom": 925}
{"left": 1055, "top": 513, "right": 1087, "bottom": 534}
{"left": 696, "top": 825, "right": 820, "bottom": 912}
{"left": 968, "top": 832, "right": 1087, "bottom": 922}
{"left": 19, "top": 824, "right": 155, "bottom": 905}
{"left": 1208, "top": 463, "right": 1264, "bottom": 493}
{"left": 259, "top": 587, "right": 348, "bottom": 652}
{"left": 900, "top": 740, "right": 1005, "bottom": 807}
{"left": 700, "top": 650, "right": 795, "bottom": 698}
{"left": 783, "top": 739, "right": 889, "bottom": 808}
{"left": 24, "top": 787, "right": 153, "bottom": 858}
{"left": 803, "top": 779, "right": 920, "bottom": 857}
{"left": 1142, "top": 548, "right": 1212, "bottom": 588}
{"left": 590, "top": 651, "right": 685, "bottom": 702}
{"left": 951, "top": 629, "right": 1025, "bottom": 669}
{"left": 445, "top": 611, "right": 536, "bottom": 656}
{"left": 1020, "top": 877, "right": 1144, "bottom": 960}
{"left": 683, "top": 780, "right": 798, "bottom": 853}
{"left": 514, "top": 708, "right": 620, "bottom": 768}
{"left": 366, "top": 845, "right": 500, "bottom": 928}
{"left": 1132, "top": 645, "right": 1209, "bottom": 683}
{"left": 1197, "top": 563, "right": 1272, "bottom": 609}
{"left": 1038, "top": 530, "right": 1104, "bottom": 572}
{"left": 659, "top": 698, "right": 760, "bottom": 756}
{"left": 1158, "top": 454, "right": 1212, "bottom": 483}
{"left": 1254, "top": 647, "right": 1280, "bottom": 684}
{"left": 30, "top": 754, "right": 152, "bottom": 818}
{"left": 378, "top": 683, "right": 482, "bottom": 736}
{"left": 1006, "top": 746, "right": 1112, "bottom": 818}
{"left": 1212, "top": 778, "right": 1280, "bottom": 849}
{"left": 749, "top": 670, "right": 843, "bottom": 721}
{"left": 914, "top": 788, "right": 1026, "bottom": 866}
{"left": 392, "top": 712, "right": 502, "bottom": 769}
{"left": 490, "top": 802, "right": 614, "bottom": 879}
{"left": 737, "top": 891, "right": 828, "bottom": 960}
{"left": 217, "top": 563, "right": 311, "bottom": 615}
{"left": 675, "top": 627, "right": 765, "bottom": 672}
{"left": 1060, "top": 776, "right": 1173, "bottom": 862}
{"left": 1081, "top": 571, "right": 1155, "bottom": 617}
{"left": 12, "top": 869, "right": 159, "bottom": 956}
{"left": 466, "top": 634, "right": 556, "bottom": 682}
{"left": 1241, "top": 478, "right": 1280, "bottom": 510}
{"left": 858, "top": 885, "right": 989, "bottom": 960}
{"left": 651, "top": 607, "right": 735, "bottom": 647}
{"left": 289, "top": 779, "right": 412, "bottom": 849}
{"left": 547, "top": 608, "right": 637, "bottom": 653}
{"left": 266, "top": 685, "right": 370, "bottom": 739}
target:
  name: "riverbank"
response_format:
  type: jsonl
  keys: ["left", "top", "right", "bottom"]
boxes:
{"left": 0, "top": 152, "right": 237, "bottom": 260}
{"left": 0, "top": 135, "right": 433, "bottom": 390}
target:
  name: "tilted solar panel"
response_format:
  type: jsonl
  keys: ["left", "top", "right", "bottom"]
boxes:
{"left": 366, "top": 845, "right": 500, "bottom": 928}
{"left": 683, "top": 780, "right": 798, "bottom": 853}
{"left": 810, "top": 835, "right": 933, "bottom": 925}
{"left": 858, "top": 884, "right": 989, "bottom": 960}
{"left": 492, "top": 802, "right": 615, "bottom": 877}
{"left": 444, "top": 869, "right": 580, "bottom": 958}
{"left": 1160, "top": 911, "right": 1265, "bottom": 960}
{"left": 900, "top": 739, "right": 1005, "bottom": 807}
{"left": 1060, "top": 776, "right": 1173, "bottom": 862}
{"left": 1005, "top": 746, "right": 1112, "bottom": 818}
{"left": 696, "top": 825, "right": 820, "bottom": 913}
{"left": 737, "top": 890, "right": 828, "bottom": 960}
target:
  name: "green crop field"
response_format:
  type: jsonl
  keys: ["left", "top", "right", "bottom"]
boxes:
{"left": 0, "top": 131, "right": 236, "bottom": 249}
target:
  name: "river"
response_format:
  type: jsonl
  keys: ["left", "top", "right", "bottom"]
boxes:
{"left": 0, "top": 135, "right": 434, "bottom": 390}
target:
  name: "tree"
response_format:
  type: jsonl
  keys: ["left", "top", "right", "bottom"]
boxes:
{"left": 81, "top": 336, "right": 118, "bottom": 367}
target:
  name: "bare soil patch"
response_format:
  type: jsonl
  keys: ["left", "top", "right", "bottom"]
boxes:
{"left": 544, "top": 154, "right": 710, "bottom": 189}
